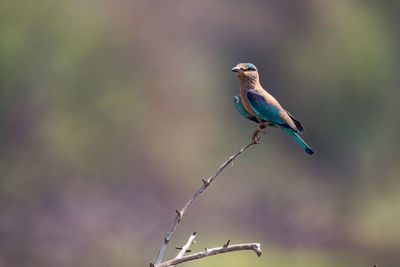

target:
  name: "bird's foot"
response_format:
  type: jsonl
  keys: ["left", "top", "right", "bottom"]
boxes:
{"left": 259, "top": 122, "right": 268, "bottom": 129}
{"left": 251, "top": 123, "right": 268, "bottom": 144}
{"left": 258, "top": 122, "right": 268, "bottom": 133}
{"left": 251, "top": 130, "right": 261, "bottom": 144}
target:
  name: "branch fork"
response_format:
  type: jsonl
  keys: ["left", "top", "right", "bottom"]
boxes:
{"left": 152, "top": 130, "right": 263, "bottom": 266}
{"left": 151, "top": 232, "right": 262, "bottom": 267}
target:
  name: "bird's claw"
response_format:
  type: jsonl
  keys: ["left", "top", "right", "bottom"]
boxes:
{"left": 252, "top": 135, "right": 260, "bottom": 144}
{"left": 251, "top": 123, "right": 268, "bottom": 144}
{"left": 251, "top": 129, "right": 262, "bottom": 144}
{"left": 258, "top": 122, "right": 268, "bottom": 130}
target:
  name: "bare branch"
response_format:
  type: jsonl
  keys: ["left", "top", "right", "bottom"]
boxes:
{"left": 174, "top": 232, "right": 197, "bottom": 260}
{"left": 154, "top": 243, "right": 261, "bottom": 267}
{"left": 155, "top": 138, "right": 259, "bottom": 264}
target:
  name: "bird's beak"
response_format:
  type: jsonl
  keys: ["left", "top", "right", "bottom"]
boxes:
{"left": 232, "top": 66, "right": 242, "bottom": 72}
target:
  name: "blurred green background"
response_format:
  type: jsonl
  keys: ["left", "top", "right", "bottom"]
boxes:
{"left": 1, "top": 0, "right": 400, "bottom": 266}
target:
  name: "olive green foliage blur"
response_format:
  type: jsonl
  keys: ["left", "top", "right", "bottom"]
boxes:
{"left": 1, "top": 1, "right": 400, "bottom": 266}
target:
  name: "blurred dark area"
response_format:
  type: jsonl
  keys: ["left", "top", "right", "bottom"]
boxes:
{"left": 1, "top": 0, "right": 400, "bottom": 266}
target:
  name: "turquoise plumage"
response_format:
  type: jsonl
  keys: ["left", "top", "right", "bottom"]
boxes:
{"left": 233, "top": 95, "right": 258, "bottom": 123}
{"left": 232, "top": 63, "right": 314, "bottom": 155}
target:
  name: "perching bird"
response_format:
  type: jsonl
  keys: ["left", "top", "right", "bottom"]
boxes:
{"left": 232, "top": 63, "right": 314, "bottom": 155}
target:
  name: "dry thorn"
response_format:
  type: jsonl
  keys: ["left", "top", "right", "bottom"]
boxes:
{"left": 175, "top": 209, "right": 181, "bottom": 217}
{"left": 175, "top": 247, "right": 191, "bottom": 253}
{"left": 223, "top": 239, "right": 230, "bottom": 248}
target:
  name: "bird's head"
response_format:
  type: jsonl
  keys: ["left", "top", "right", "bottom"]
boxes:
{"left": 232, "top": 63, "right": 259, "bottom": 84}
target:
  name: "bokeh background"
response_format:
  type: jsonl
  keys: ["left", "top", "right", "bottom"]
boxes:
{"left": 1, "top": 0, "right": 400, "bottom": 266}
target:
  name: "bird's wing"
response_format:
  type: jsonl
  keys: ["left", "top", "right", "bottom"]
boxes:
{"left": 246, "top": 89, "right": 297, "bottom": 131}
{"left": 233, "top": 95, "right": 259, "bottom": 123}
{"left": 285, "top": 111, "right": 304, "bottom": 132}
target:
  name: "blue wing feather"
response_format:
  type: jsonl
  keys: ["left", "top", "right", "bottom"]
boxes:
{"left": 246, "top": 90, "right": 288, "bottom": 127}
{"left": 246, "top": 90, "right": 314, "bottom": 155}
{"left": 233, "top": 95, "right": 259, "bottom": 123}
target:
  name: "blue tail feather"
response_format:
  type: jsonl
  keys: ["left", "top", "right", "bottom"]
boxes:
{"left": 280, "top": 127, "right": 314, "bottom": 155}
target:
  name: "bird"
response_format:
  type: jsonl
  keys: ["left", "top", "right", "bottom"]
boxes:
{"left": 232, "top": 63, "right": 314, "bottom": 155}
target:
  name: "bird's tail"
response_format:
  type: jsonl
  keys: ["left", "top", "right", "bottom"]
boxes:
{"left": 280, "top": 127, "right": 314, "bottom": 155}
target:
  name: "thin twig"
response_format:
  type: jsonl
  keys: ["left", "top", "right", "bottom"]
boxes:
{"left": 155, "top": 136, "right": 260, "bottom": 264}
{"left": 154, "top": 243, "right": 261, "bottom": 267}
{"left": 174, "top": 232, "right": 196, "bottom": 260}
